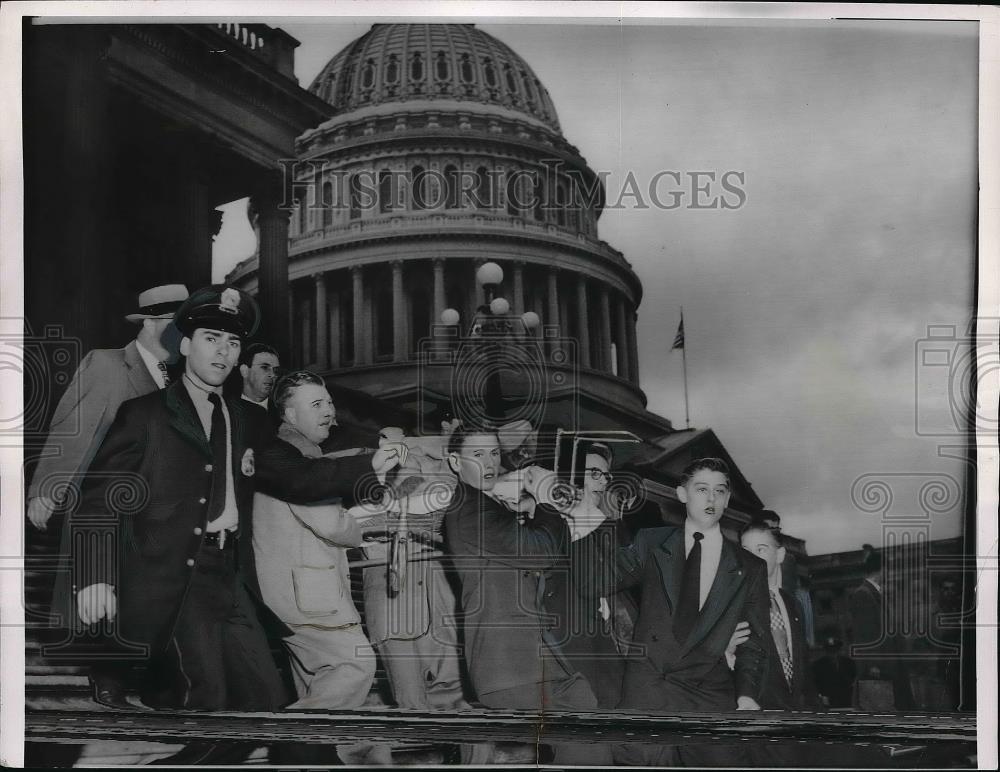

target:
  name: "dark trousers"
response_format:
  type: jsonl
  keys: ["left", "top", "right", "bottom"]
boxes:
{"left": 146, "top": 543, "right": 286, "bottom": 711}
{"left": 479, "top": 672, "right": 614, "bottom": 766}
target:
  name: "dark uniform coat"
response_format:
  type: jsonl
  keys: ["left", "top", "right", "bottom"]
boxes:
{"left": 76, "top": 380, "right": 268, "bottom": 654}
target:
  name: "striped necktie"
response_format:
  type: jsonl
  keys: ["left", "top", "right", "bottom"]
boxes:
{"left": 156, "top": 361, "right": 171, "bottom": 387}
{"left": 770, "top": 590, "right": 794, "bottom": 685}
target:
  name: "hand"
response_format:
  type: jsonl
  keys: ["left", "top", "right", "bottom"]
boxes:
{"left": 77, "top": 583, "right": 117, "bottom": 625}
{"left": 736, "top": 695, "right": 761, "bottom": 711}
{"left": 372, "top": 442, "right": 408, "bottom": 477}
{"left": 27, "top": 495, "right": 56, "bottom": 531}
{"left": 725, "top": 620, "right": 751, "bottom": 669}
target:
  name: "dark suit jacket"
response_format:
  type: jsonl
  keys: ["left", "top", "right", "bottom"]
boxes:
{"left": 609, "top": 526, "right": 769, "bottom": 711}
{"left": 76, "top": 381, "right": 266, "bottom": 654}
{"left": 847, "top": 578, "right": 914, "bottom": 709}
{"left": 759, "top": 588, "right": 821, "bottom": 710}
{"left": 443, "top": 482, "right": 572, "bottom": 697}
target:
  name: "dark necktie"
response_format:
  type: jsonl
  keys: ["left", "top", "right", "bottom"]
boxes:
{"left": 206, "top": 393, "right": 227, "bottom": 524}
{"left": 157, "top": 361, "right": 171, "bottom": 387}
{"left": 674, "top": 531, "right": 703, "bottom": 643}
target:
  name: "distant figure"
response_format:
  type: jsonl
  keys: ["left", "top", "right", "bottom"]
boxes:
{"left": 812, "top": 634, "right": 857, "bottom": 708}
{"left": 848, "top": 545, "right": 915, "bottom": 710}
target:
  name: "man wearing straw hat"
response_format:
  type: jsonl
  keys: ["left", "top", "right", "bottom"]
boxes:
{"left": 26, "top": 283, "right": 188, "bottom": 708}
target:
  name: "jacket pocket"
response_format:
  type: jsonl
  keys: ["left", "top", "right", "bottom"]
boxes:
{"left": 291, "top": 565, "right": 342, "bottom": 616}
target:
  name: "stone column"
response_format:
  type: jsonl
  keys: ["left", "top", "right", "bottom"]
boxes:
{"left": 626, "top": 305, "right": 641, "bottom": 386}
{"left": 598, "top": 287, "right": 613, "bottom": 373}
{"left": 433, "top": 258, "right": 446, "bottom": 322}
{"left": 301, "top": 286, "right": 312, "bottom": 366}
{"left": 254, "top": 180, "right": 292, "bottom": 362}
{"left": 512, "top": 262, "right": 525, "bottom": 316}
{"left": 176, "top": 167, "right": 213, "bottom": 290}
{"left": 60, "top": 28, "right": 112, "bottom": 351}
{"left": 329, "top": 280, "right": 341, "bottom": 369}
{"left": 547, "top": 268, "right": 560, "bottom": 358}
{"left": 615, "top": 294, "right": 630, "bottom": 380}
{"left": 392, "top": 260, "right": 406, "bottom": 362}
{"left": 352, "top": 265, "right": 366, "bottom": 365}
{"left": 576, "top": 275, "right": 591, "bottom": 369}
{"left": 314, "top": 273, "right": 329, "bottom": 370}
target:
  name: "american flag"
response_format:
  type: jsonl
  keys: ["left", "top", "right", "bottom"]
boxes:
{"left": 672, "top": 315, "right": 685, "bottom": 350}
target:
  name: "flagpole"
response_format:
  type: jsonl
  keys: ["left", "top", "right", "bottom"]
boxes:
{"left": 681, "top": 308, "right": 690, "bottom": 429}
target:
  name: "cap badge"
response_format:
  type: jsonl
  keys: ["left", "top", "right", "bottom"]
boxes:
{"left": 220, "top": 288, "right": 241, "bottom": 315}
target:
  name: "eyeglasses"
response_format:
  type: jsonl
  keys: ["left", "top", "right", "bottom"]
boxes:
{"left": 586, "top": 468, "right": 612, "bottom": 482}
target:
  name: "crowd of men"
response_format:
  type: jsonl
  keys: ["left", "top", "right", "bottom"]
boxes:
{"left": 28, "top": 283, "right": 865, "bottom": 766}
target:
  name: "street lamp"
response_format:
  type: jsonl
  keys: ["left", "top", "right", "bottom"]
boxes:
{"left": 439, "top": 262, "right": 542, "bottom": 424}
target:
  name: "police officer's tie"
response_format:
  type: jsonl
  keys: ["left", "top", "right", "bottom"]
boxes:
{"left": 674, "top": 531, "right": 703, "bottom": 643}
{"left": 206, "top": 393, "right": 227, "bottom": 523}
{"left": 770, "top": 590, "right": 794, "bottom": 685}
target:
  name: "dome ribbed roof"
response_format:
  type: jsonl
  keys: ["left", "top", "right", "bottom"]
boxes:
{"left": 308, "top": 24, "right": 561, "bottom": 132}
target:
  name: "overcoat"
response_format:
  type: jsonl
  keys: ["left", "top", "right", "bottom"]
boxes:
{"left": 75, "top": 381, "right": 267, "bottom": 654}
{"left": 442, "top": 482, "right": 573, "bottom": 698}
{"left": 32, "top": 341, "right": 159, "bottom": 628}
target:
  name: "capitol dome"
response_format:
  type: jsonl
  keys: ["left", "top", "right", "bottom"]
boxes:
{"left": 229, "top": 23, "right": 653, "bottom": 433}
{"left": 308, "top": 24, "right": 561, "bottom": 133}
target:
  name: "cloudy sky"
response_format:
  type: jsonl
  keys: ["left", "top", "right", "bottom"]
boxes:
{"left": 213, "top": 17, "right": 978, "bottom": 555}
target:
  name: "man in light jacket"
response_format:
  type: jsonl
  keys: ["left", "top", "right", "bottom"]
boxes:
{"left": 252, "top": 370, "right": 380, "bottom": 710}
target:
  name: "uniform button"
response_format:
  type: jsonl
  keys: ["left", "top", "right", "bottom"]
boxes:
{"left": 198, "top": 497, "right": 207, "bottom": 505}
{"left": 186, "top": 558, "right": 195, "bottom": 567}
{"left": 193, "top": 527, "right": 203, "bottom": 536}
{"left": 204, "top": 464, "right": 213, "bottom": 472}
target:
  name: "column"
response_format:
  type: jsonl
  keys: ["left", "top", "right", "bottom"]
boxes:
{"left": 176, "top": 168, "right": 213, "bottom": 290}
{"left": 576, "top": 276, "right": 591, "bottom": 369}
{"left": 433, "top": 259, "right": 446, "bottom": 321}
{"left": 329, "top": 281, "right": 341, "bottom": 369}
{"left": 598, "top": 287, "right": 613, "bottom": 373}
{"left": 547, "top": 268, "right": 560, "bottom": 358}
{"left": 314, "top": 273, "right": 329, "bottom": 370}
{"left": 254, "top": 179, "right": 292, "bottom": 362}
{"left": 392, "top": 260, "right": 406, "bottom": 362}
{"left": 512, "top": 262, "right": 525, "bottom": 316}
{"left": 352, "top": 265, "right": 366, "bottom": 365}
{"left": 60, "top": 28, "right": 112, "bottom": 351}
{"left": 626, "top": 305, "right": 640, "bottom": 386}
{"left": 300, "top": 286, "right": 312, "bottom": 366}
{"left": 615, "top": 294, "right": 630, "bottom": 381}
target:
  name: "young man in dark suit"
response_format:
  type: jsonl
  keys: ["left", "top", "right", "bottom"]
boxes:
{"left": 442, "top": 428, "right": 612, "bottom": 766}
{"left": 611, "top": 457, "right": 769, "bottom": 767}
{"left": 73, "top": 286, "right": 286, "bottom": 761}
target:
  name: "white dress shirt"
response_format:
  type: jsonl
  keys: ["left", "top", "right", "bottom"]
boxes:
{"left": 136, "top": 339, "right": 169, "bottom": 389}
{"left": 683, "top": 519, "right": 722, "bottom": 609}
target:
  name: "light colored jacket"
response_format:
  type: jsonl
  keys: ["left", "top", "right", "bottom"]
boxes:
{"left": 252, "top": 425, "right": 365, "bottom": 630}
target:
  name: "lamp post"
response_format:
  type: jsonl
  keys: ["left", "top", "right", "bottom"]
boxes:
{"left": 441, "top": 261, "right": 540, "bottom": 425}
